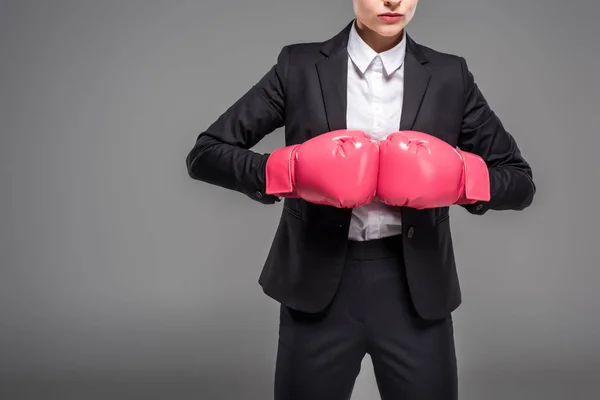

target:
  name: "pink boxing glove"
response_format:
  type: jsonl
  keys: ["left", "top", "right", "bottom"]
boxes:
{"left": 265, "top": 129, "right": 379, "bottom": 208}
{"left": 377, "top": 130, "right": 490, "bottom": 209}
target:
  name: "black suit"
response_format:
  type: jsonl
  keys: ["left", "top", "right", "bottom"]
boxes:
{"left": 186, "top": 20, "right": 535, "bottom": 398}
{"left": 186, "top": 20, "right": 535, "bottom": 318}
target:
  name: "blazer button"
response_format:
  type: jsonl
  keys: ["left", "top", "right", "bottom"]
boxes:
{"left": 407, "top": 226, "right": 415, "bottom": 239}
{"left": 255, "top": 191, "right": 263, "bottom": 200}
{"left": 476, "top": 203, "right": 483, "bottom": 211}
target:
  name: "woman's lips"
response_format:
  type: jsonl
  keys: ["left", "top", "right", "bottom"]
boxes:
{"left": 378, "top": 13, "right": 404, "bottom": 23}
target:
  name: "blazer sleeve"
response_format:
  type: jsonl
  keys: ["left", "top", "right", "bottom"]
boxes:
{"left": 185, "top": 46, "right": 290, "bottom": 204}
{"left": 456, "top": 56, "right": 536, "bottom": 215}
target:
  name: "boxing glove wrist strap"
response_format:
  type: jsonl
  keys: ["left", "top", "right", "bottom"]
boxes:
{"left": 455, "top": 150, "right": 491, "bottom": 204}
{"left": 265, "top": 145, "right": 299, "bottom": 196}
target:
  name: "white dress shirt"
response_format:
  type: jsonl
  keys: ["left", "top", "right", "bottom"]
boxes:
{"left": 346, "top": 21, "right": 406, "bottom": 241}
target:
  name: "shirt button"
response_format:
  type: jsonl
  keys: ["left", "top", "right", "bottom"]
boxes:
{"left": 476, "top": 203, "right": 484, "bottom": 211}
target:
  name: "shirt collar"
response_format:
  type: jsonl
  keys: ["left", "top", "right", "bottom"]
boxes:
{"left": 347, "top": 20, "right": 407, "bottom": 75}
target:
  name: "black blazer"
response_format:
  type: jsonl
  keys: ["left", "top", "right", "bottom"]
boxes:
{"left": 186, "top": 20, "right": 536, "bottom": 320}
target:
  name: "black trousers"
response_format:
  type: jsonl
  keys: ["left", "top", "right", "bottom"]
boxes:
{"left": 274, "top": 235, "right": 458, "bottom": 400}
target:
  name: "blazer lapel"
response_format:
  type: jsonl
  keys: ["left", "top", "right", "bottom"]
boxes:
{"left": 315, "top": 23, "right": 431, "bottom": 134}
{"left": 315, "top": 21, "right": 353, "bottom": 132}
{"left": 316, "top": 51, "right": 348, "bottom": 132}
{"left": 400, "top": 34, "right": 431, "bottom": 131}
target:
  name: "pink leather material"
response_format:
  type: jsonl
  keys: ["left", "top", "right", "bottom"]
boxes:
{"left": 265, "top": 129, "right": 379, "bottom": 208}
{"left": 265, "top": 145, "right": 299, "bottom": 196}
{"left": 455, "top": 149, "right": 491, "bottom": 204}
{"left": 377, "top": 130, "right": 490, "bottom": 209}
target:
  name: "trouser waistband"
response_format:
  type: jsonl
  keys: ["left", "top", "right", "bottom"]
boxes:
{"left": 346, "top": 235, "right": 403, "bottom": 260}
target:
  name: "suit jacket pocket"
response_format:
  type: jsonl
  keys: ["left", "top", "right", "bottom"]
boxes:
{"left": 283, "top": 198, "right": 302, "bottom": 219}
{"left": 435, "top": 206, "right": 450, "bottom": 224}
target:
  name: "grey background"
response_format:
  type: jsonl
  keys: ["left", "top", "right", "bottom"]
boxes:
{"left": 1, "top": 0, "right": 599, "bottom": 399}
